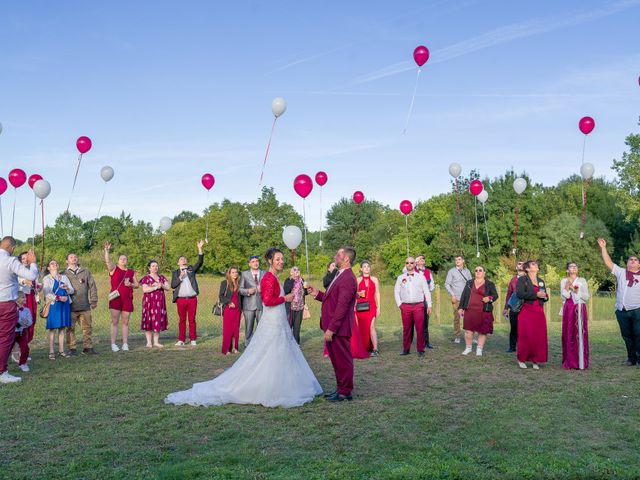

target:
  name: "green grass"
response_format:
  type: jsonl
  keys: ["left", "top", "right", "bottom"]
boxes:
{"left": 2, "top": 276, "right": 639, "bottom": 479}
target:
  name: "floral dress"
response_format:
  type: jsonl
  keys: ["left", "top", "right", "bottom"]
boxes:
{"left": 140, "top": 275, "right": 168, "bottom": 332}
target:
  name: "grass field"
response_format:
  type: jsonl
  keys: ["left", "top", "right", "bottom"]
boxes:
{"left": 2, "top": 275, "right": 639, "bottom": 479}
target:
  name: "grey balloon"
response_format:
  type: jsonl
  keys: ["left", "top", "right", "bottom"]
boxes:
{"left": 159, "top": 216, "right": 172, "bottom": 233}
{"left": 0, "top": 122, "right": 3, "bottom": 135}
{"left": 271, "top": 97, "right": 287, "bottom": 118}
{"left": 100, "top": 166, "right": 115, "bottom": 182}
{"left": 33, "top": 179, "right": 51, "bottom": 199}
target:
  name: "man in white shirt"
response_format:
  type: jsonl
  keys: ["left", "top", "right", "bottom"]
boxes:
{"left": 394, "top": 257, "right": 432, "bottom": 357}
{"left": 444, "top": 255, "right": 472, "bottom": 344}
{"left": 170, "top": 241, "right": 205, "bottom": 346}
{"left": 0, "top": 237, "right": 38, "bottom": 384}
{"left": 598, "top": 238, "right": 640, "bottom": 366}
{"left": 415, "top": 255, "right": 436, "bottom": 349}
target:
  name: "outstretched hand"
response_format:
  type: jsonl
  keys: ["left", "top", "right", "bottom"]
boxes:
{"left": 197, "top": 240, "right": 205, "bottom": 252}
{"left": 597, "top": 238, "right": 606, "bottom": 249}
{"left": 104, "top": 241, "right": 112, "bottom": 251}
{"left": 306, "top": 285, "right": 318, "bottom": 297}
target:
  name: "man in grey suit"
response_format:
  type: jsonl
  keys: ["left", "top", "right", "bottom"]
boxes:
{"left": 239, "top": 255, "right": 266, "bottom": 346}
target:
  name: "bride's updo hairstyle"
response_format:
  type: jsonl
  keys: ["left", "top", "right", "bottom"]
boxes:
{"left": 264, "top": 247, "right": 283, "bottom": 265}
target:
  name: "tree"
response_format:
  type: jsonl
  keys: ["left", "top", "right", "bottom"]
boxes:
{"left": 612, "top": 121, "right": 640, "bottom": 221}
{"left": 173, "top": 211, "right": 200, "bottom": 223}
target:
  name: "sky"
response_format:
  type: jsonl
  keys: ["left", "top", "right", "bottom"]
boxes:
{"left": 0, "top": 0, "right": 639, "bottom": 241}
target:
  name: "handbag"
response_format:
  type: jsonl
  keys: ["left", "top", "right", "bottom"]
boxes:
{"left": 356, "top": 301, "right": 370, "bottom": 312}
{"left": 302, "top": 304, "right": 311, "bottom": 320}
{"left": 482, "top": 301, "right": 493, "bottom": 313}
{"left": 108, "top": 272, "right": 127, "bottom": 301}
{"left": 507, "top": 292, "right": 523, "bottom": 313}
{"left": 39, "top": 301, "right": 52, "bottom": 319}
{"left": 212, "top": 302, "right": 223, "bottom": 316}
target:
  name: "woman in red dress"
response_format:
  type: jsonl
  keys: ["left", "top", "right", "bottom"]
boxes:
{"left": 457, "top": 265, "right": 498, "bottom": 356}
{"left": 351, "top": 261, "right": 381, "bottom": 358}
{"left": 516, "top": 260, "right": 549, "bottom": 369}
{"left": 140, "top": 260, "right": 170, "bottom": 348}
{"left": 104, "top": 242, "right": 139, "bottom": 352}
{"left": 219, "top": 267, "right": 241, "bottom": 355}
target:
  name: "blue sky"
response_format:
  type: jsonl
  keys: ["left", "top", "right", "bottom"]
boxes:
{"left": 1, "top": 0, "right": 638, "bottom": 240}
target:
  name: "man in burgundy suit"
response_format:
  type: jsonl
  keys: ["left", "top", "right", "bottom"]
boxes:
{"left": 308, "top": 246, "right": 358, "bottom": 402}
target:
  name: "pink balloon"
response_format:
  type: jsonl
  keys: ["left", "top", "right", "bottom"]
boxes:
{"left": 201, "top": 173, "right": 215, "bottom": 190}
{"left": 8, "top": 168, "right": 27, "bottom": 188}
{"left": 469, "top": 179, "right": 483, "bottom": 196}
{"left": 353, "top": 191, "right": 364, "bottom": 204}
{"left": 400, "top": 200, "right": 413, "bottom": 215}
{"left": 28, "top": 174, "right": 43, "bottom": 189}
{"left": 315, "top": 171, "right": 328, "bottom": 187}
{"left": 413, "top": 45, "right": 430, "bottom": 67}
{"left": 0, "top": 178, "right": 7, "bottom": 196}
{"left": 579, "top": 116, "right": 595, "bottom": 135}
{"left": 293, "top": 174, "right": 313, "bottom": 199}
{"left": 76, "top": 136, "right": 92, "bottom": 154}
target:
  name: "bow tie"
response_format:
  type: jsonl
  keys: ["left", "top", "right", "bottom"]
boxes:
{"left": 407, "top": 273, "right": 414, "bottom": 277}
{"left": 626, "top": 270, "right": 640, "bottom": 287}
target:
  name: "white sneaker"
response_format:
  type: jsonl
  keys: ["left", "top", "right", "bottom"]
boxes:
{"left": 122, "top": 343, "right": 129, "bottom": 351}
{"left": 476, "top": 347, "right": 483, "bottom": 356}
{"left": 190, "top": 340, "right": 197, "bottom": 346}
{"left": 454, "top": 337, "right": 461, "bottom": 344}
{"left": 175, "top": 341, "right": 185, "bottom": 346}
{"left": 462, "top": 347, "right": 473, "bottom": 355}
{"left": 532, "top": 363, "right": 540, "bottom": 370}
{"left": 518, "top": 361, "right": 527, "bottom": 369}
{"left": 19, "top": 364, "right": 30, "bottom": 372}
{"left": 111, "top": 344, "right": 120, "bottom": 352}
{"left": 0, "top": 371, "right": 22, "bottom": 383}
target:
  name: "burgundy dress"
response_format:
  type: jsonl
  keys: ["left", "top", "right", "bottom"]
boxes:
{"left": 109, "top": 267, "right": 135, "bottom": 312}
{"left": 462, "top": 282, "right": 494, "bottom": 335}
{"left": 221, "top": 290, "right": 241, "bottom": 354}
{"left": 140, "top": 275, "right": 168, "bottom": 332}
{"left": 517, "top": 286, "right": 548, "bottom": 363}
{"left": 561, "top": 297, "right": 589, "bottom": 369}
{"left": 354, "top": 276, "right": 377, "bottom": 352}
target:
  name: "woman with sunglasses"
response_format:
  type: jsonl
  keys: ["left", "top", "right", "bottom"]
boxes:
{"left": 457, "top": 265, "right": 498, "bottom": 356}
{"left": 283, "top": 266, "right": 308, "bottom": 344}
{"left": 516, "top": 260, "right": 549, "bottom": 369}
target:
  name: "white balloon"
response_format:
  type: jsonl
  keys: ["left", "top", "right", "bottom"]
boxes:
{"left": 0, "top": 122, "right": 3, "bottom": 135}
{"left": 33, "top": 179, "right": 51, "bottom": 200}
{"left": 271, "top": 97, "right": 287, "bottom": 118}
{"left": 282, "top": 225, "right": 302, "bottom": 250}
{"left": 477, "top": 189, "right": 489, "bottom": 204}
{"left": 448, "top": 162, "right": 461, "bottom": 178}
{"left": 513, "top": 177, "right": 527, "bottom": 195}
{"left": 580, "top": 162, "right": 595, "bottom": 180}
{"left": 100, "top": 166, "right": 114, "bottom": 182}
{"left": 159, "top": 216, "right": 172, "bottom": 233}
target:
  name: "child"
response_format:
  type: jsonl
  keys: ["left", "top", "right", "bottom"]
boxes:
{"left": 14, "top": 292, "right": 34, "bottom": 372}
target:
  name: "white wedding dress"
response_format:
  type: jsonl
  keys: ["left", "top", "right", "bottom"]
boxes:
{"left": 165, "top": 280, "right": 322, "bottom": 408}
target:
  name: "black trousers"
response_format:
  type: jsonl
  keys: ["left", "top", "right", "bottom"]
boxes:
{"left": 422, "top": 301, "right": 431, "bottom": 346}
{"left": 509, "top": 310, "right": 519, "bottom": 350}
{"left": 615, "top": 308, "right": 640, "bottom": 364}
{"left": 288, "top": 307, "right": 303, "bottom": 345}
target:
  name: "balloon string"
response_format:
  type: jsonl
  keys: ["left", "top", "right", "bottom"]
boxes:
{"left": 161, "top": 236, "right": 166, "bottom": 261}
{"left": 88, "top": 186, "right": 107, "bottom": 249}
{"left": 66, "top": 153, "right": 83, "bottom": 212}
{"left": 0, "top": 197, "right": 3, "bottom": 237}
{"left": 11, "top": 187, "right": 17, "bottom": 236}
{"left": 513, "top": 204, "right": 519, "bottom": 255}
{"left": 41, "top": 200, "right": 45, "bottom": 267}
{"left": 580, "top": 135, "right": 587, "bottom": 215}
{"left": 474, "top": 196, "right": 480, "bottom": 257}
{"left": 258, "top": 117, "right": 278, "bottom": 187}
{"left": 319, "top": 187, "right": 323, "bottom": 247}
{"left": 291, "top": 248, "right": 295, "bottom": 267}
{"left": 205, "top": 190, "right": 210, "bottom": 243}
{"left": 403, "top": 68, "right": 422, "bottom": 135}
{"left": 32, "top": 194, "right": 36, "bottom": 249}
{"left": 405, "top": 215, "right": 410, "bottom": 257}
{"left": 581, "top": 180, "right": 591, "bottom": 230}
{"left": 482, "top": 201, "right": 491, "bottom": 248}
{"left": 303, "top": 199, "right": 309, "bottom": 275}
{"left": 454, "top": 177, "right": 462, "bottom": 239}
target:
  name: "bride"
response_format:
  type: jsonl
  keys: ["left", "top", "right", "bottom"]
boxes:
{"left": 165, "top": 248, "right": 323, "bottom": 408}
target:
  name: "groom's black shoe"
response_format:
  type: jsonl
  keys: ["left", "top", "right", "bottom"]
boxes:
{"left": 399, "top": 351, "right": 410, "bottom": 356}
{"left": 323, "top": 391, "right": 337, "bottom": 398}
{"left": 326, "top": 393, "right": 352, "bottom": 402}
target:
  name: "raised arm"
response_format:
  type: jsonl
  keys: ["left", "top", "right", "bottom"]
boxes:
{"left": 597, "top": 238, "right": 614, "bottom": 272}
{"left": 192, "top": 240, "right": 205, "bottom": 273}
{"left": 104, "top": 242, "right": 115, "bottom": 273}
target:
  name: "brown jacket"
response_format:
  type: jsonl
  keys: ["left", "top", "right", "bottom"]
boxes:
{"left": 64, "top": 266, "right": 98, "bottom": 312}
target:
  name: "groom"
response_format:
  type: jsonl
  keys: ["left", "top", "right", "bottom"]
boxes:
{"left": 308, "top": 246, "right": 358, "bottom": 402}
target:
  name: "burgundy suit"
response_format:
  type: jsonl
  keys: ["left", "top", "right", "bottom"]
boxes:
{"left": 315, "top": 268, "right": 358, "bottom": 396}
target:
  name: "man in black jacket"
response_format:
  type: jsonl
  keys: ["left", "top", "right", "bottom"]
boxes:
{"left": 171, "top": 240, "right": 204, "bottom": 346}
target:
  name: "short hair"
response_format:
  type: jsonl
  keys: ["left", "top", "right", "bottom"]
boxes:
{"left": 341, "top": 246, "right": 356, "bottom": 265}
{"left": 264, "top": 247, "right": 282, "bottom": 263}
{"left": 566, "top": 261, "right": 578, "bottom": 270}
{"left": 18, "top": 251, "right": 28, "bottom": 261}
{"left": 523, "top": 259, "right": 538, "bottom": 272}
{"left": 1, "top": 236, "right": 17, "bottom": 248}
{"left": 66, "top": 252, "right": 77, "bottom": 260}
{"left": 415, "top": 255, "right": 425, "bottom": 260}
{"left": 455, "top": 255, "right": 464, "bottom": 260}
{"left": 248, "top": 255, "right": 260, "bottom": 262}
{"left": 146, "top": 259, "right": 158, "bottom": 273}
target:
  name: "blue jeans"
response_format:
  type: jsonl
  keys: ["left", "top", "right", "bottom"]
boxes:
{"left": 615, "top": 308, "right": 640, "bottom": 363}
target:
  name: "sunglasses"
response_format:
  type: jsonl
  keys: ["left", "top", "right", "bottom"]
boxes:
{"left": 475, "top": 269, "right": 484, "bottom": 272}
{"left": 405, "top": 261, "right": 414, "bottom": 264}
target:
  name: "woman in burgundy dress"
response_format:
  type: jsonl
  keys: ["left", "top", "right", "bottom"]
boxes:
{"left": 560, "top": 262, "right": 590, "bottom": 370}
{"left": 219, "top": 267, "right": 241, "bottom": 355}
{"left": 352, "top": 261, "right": 381, "bottom": 358}
{"left": 457, "top": 265, "right": 498, "bottom": 356}
{"left": 140, "top": 260, "right": 170, "bottom": 348}
{"left": 104, "top": 242, "right": 139, "bottom": 352}
{"left": 516, "top": 260, "right": 549, "bottom": 369}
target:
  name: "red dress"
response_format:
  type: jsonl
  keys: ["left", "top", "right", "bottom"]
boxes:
{"left": 354, "top": 276, "right": 377, "bottom": 352}
{"left": 462, "top": 283, "right": 494, "bottom": 335}
{"left": 221, "top": 290, "right": 241, "bottom": 354}
{"left": 109, "top": 267, "right": 135, "bottom": 312}
{"left": 25, "top": 288, "right": 38, "bottom": 343}
{"left": 517, "top": 286, "right": 548, "bottom": 363}
{"left": 140, "top": 275, "right": 168, "bottom": 332}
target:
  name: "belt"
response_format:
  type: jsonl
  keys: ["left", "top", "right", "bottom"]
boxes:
{"left": 403, "top": 302, "right": 422, "bottom": 306}
{"left": 178, "top": 296, "right": 197, "bottom": 299}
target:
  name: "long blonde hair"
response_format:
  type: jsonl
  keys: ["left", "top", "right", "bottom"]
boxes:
{"left": 225, "top": 267, "right": 240, "bottom": 291}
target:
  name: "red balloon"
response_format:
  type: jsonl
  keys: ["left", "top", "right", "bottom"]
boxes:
{"left": 0, "top": 178, "right": 7, "bottom": 196}
{"left": 413, "top": 45, "right": 430, "bottom": 67}
{"left": 293, "top": 174, "right": 313, "bottom": 199}
{"left": 8, "top": 168, "right": 27, "bottom": 188}
{"left": 400, "top": 200, "right": 413, "bottom": 215}
{"left": 28, "top": 174, "right": 43, "bottom": 189}
{"left": 353, "top": 191, "right": 364, "bottom": 204}
{"left": 76, "top": 136, "right": 92, "bottom": 154}
{"left": 579, "top": 116, "right": 595, "bottom": 135}
{"left": 469, "top": 179, "right": 484, "bottom": 196}
{"left": 201, "top": 173, "right": 215, "bottom": 190}
{"left": 315, "top": 171, "right": 328, "bottom": 187}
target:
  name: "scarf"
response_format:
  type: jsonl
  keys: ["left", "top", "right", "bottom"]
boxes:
{"left": 626, "top": 270, "right": 640, "bottom": 287}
